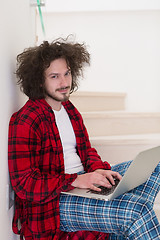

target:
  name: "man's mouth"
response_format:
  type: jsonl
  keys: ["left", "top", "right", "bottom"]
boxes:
{"left": 56, "top": 87, "right": 70, "bottom": 93}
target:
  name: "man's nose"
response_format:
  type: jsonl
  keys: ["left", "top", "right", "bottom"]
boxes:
{"left": 60, "top": 75, "right": 68, "bottom": 86}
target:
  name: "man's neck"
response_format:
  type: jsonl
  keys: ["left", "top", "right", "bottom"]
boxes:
{"left": 45, "top": 97, "right": 62, "bottom": 111}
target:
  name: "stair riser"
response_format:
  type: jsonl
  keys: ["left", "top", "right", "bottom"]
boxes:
{"left": 84, "top": 117, "right": 160, "bottom": 137}
{"left": 70, "top": 92, "right": 126, "bottom": 112}
{"left": 91, "top": 142, "right": 160, "bottom": 164}
{"left": 154, "top": 204, "right": 160, "bottom": 221}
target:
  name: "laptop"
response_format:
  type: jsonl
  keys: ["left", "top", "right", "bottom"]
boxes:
{"left": 62, "top": 146, "right": 160, "bottom": 201}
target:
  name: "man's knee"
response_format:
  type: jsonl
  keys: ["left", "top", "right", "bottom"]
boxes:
{"left": 130, "top": 198, "right": 153, "bottom": 222}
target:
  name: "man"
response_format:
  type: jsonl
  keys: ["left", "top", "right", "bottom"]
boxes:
{"left": 8, "top": 38, "right": 160, "bottom": 240}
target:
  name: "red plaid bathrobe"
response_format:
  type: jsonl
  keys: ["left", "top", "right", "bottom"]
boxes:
{"left": 8, "top": 99, "right": 110, "bottom": 240}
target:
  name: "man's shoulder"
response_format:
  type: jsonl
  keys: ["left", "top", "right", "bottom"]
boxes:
{"left": 10, "top": 99, "right": 49, "bottom": 126}
{"left": 63, "top": 100, "right": 81, "bottom": 115}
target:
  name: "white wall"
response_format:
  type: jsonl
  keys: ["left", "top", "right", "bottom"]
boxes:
{"left": 0, "top": 1, "right": 36, "bottom": 239}
{"left": 37, "top": 9, "right": 160, "bottom": 112}
{"left": 44, "top": 0, "right": 160, "bottom": 12}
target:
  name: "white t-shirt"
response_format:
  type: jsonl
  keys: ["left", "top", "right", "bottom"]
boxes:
{"left": 53, "top": 106, "right": 84, "bottom": 174}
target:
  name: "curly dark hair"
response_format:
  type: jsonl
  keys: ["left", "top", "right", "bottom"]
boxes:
{"left": 16, "top": 37, "right": 90, "bottom": 99}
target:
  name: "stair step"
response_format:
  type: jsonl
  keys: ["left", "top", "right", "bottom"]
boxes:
{"left": 154, "top": 203, "right": 160, "bottom": 221}
{"left": 90, "top": 134, "right": 160, "bottom": 164}
{"left": 82, "top": 111, "right": 160, "bottom": 137}
{"left": 70, "top": 91, "right": 126, "bottom": 112}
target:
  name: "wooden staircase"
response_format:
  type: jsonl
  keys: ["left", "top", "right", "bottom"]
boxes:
{"left": 70, "top": 91, "right": 160, "bottom": 221}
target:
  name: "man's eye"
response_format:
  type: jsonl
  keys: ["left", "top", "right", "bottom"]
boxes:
{"left": 65, "top": 71, "right": 71, "bottom": 76}
{"left": 51, "top": 75, "right": 58, "bottom": 79}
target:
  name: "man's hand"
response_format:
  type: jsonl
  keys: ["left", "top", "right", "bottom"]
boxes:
{"left": 95, "top": 169, "right": 122, "bottom": 186}
{"left": 71, "top": 170, "right": 122, "bottom": 192}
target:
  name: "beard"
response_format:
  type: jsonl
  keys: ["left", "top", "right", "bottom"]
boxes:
{"left": 44, "top": 87, "right": 71, "bottom": 103}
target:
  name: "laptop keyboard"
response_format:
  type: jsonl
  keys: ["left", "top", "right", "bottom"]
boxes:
{"left": 87, "top": 179, "right": 120, "bottom": 196}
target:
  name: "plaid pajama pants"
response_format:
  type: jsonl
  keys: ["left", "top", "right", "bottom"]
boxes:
{"left": 59, "top": 160, "right": 160, "bottom": 239}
